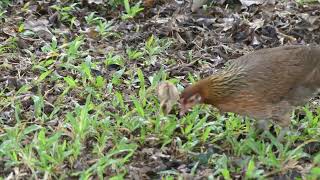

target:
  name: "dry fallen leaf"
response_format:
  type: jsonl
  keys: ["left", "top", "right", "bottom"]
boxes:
{"left": 88, "top": 0, "right": 104, "bottom": 4}
{"left": 239, "top": 0, "right": 275, "bottom": 7}
{"left": 191, "top": 0, "right": 207, "bottom": 12}
{"left": 144, "top": 0, "right": 156, "bottom": 8}
{"left": 83, "top": 27, "right": 100, "bottom": 39}
{"left": 157, "top": 81, "right": 180, "bottom": 114}
{"left": 24, "top": 18, "right": 53, "bottom": 40}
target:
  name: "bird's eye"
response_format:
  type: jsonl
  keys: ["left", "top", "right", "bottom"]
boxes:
{"left": 188, "top": 94, "right": 201, "bottom": 104}
{"left": 195, "top": 94, "right": 202, "bottom": 102}
{"left": 188, "top": 96, "right": 196, "bottom": 103}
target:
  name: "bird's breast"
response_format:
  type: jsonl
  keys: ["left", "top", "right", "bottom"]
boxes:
{"left": 213, "top": 91, "right": 273, "bottom": 120}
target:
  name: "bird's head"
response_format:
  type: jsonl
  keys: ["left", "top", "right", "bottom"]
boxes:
{"left": 179, "top": 84, "right": 204, "bottom": 116}
{"left": 179, "top": 70, "right": 245, "bottom": 116}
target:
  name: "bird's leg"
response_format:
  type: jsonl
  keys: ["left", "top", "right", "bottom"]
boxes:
{"left": 277, "top": 126, "right": 289, "bottom": 142}
{"left": 275, "top": 112, "right": 291, "bottom": 142}
{"left": 271, "top": 101, "right": 293, "bottom": 142}
{"left": 255, "top": 119, "right": 270, "bottom": 131}
{"left": 255, "top": 118, "right": 290, "bottom": 142}
{"left": 254, "top": 119, "right": 271, "bottom": 138}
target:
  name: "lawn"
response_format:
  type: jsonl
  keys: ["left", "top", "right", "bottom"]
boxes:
{"left": 0, "top": 0, "right": 320, "bottom": 179}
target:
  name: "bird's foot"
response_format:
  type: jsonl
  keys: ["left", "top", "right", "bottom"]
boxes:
{"left": 255, "top": 120, "right": 289, "bottom": 143}
{"left": 277, "top": 127, "right": 289, "bottom": 142}
{"left": 255, "top": 119, "right": 271, "bottom": 132}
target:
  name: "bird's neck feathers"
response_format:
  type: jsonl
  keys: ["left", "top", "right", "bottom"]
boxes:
{"left": 192, "top": 68, "right": 246, "bottom": 105}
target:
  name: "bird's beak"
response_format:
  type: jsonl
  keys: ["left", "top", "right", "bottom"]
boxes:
{"left": 179, "top": 107, "right": 187, "bottom": 116}
{"left": 179, "top": 100, "right": 187, "bottom": 116}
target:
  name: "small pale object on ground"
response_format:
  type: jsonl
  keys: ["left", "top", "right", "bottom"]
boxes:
{"left": 157, "top": 81, "right": 180, "bottom": 114}
{"left": 191, "top": 0, "right": 207, "bottom": 12}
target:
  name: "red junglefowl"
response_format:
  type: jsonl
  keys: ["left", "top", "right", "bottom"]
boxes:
{"left": 180, "top": 45, "right": 320, "bottom": 139}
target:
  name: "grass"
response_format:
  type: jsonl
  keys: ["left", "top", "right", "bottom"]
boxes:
{"left": 1, "top": 40, "right": 319, "bottom": 178}
{"left": 0, "top": 1, "right": 320, "bottom": 179}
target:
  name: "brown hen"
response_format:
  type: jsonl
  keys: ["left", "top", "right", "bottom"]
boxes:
{"left": 180, "top": 45, "right": 320, "bottom": 137}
